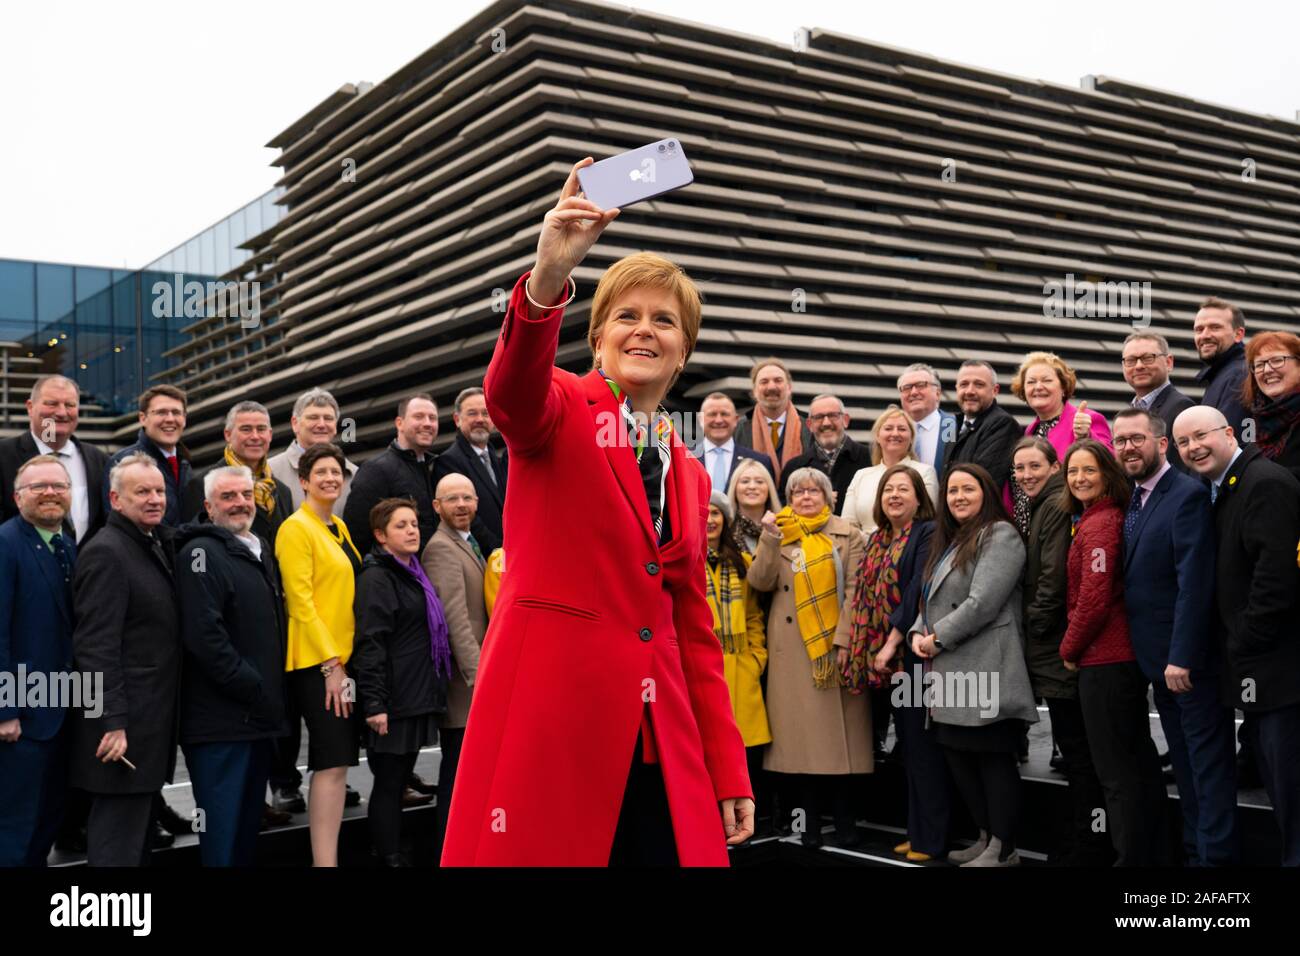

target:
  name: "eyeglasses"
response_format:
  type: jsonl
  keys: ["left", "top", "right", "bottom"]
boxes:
{"left": 1173, "top": 425, "right": 1229, "bottom": 450}
{"left": 17, "top": 481, "right": 71, "bottom": 493}
{"left": 1112, "top": 434, "right": 1151, "bottom": 449}
{"left": 898, "top": 382, "right": 936, "bottom": 394}
{"left": 1250, "top": 355, "right": 1298, "bottom": 375}
{"left": 1121, "top": 352, "right": 1166, "bottom": 369}
{"left": 790, "top": 487, "right": 823, "bottom": 499}
{"left": 807, "top": 413, "right": 843, "bottom": 423}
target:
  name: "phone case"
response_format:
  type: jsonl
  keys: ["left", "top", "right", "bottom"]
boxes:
{"left": 576, "top": 138, "right": 694, "bottom": 209}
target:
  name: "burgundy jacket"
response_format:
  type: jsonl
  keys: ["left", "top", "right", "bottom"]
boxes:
{"left": 1060, "top": 497, "right": 1134, "bottom": 667}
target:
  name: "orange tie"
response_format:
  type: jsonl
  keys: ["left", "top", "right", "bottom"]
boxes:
{"left": 769, "top": 420, "right": 781, "bottom": 459}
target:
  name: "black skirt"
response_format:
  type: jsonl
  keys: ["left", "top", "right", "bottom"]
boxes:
{"left": 365, "top": 712, "right": 439, "bottom": 756}
{"left": 289, "top": 666, "right": 361, "bottom": 771}
{"left": 933, "top": 718, "right": 1026, "bottom": 754}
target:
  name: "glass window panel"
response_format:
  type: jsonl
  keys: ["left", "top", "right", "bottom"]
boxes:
{"left": 36, "top": 263, "right": 74, "bottom": 325}
{"left": 214, "top": 218, "right": 231, "bottom": 275}
{"left": 0, "top": 260, "right": 36, "bottom": 324}
{"left": 74, "top": 267, "right": 111, "bottom": 302}
{"left": 243, "top": 199, "right": 262, "bottom": 237}
{"left": 200, "top": 228, "right": 216, "bottom": 277}
{"left": 183, "top": 237, "right": 201, "bottom": 280}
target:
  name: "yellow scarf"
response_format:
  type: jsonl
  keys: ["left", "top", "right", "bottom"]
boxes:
{"left": 224, "top": 446, "right": 278, "bottom": 515}
{"left": 775, "top": 504, "right": 839, "bottom": 688}
{"left": 706, "top": 552, "right": 750, "bottom": 655}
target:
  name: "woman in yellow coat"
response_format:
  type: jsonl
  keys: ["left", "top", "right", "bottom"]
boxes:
{"left": 704, "top": 491, "right": 771, "bottom": 824}
{"left": 274, "top": 443, "right": 363, "bottom": 867}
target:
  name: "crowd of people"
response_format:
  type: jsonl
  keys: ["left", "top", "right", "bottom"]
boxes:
{"left": 1, "top": 282, "right": 1298, "bottom": 867}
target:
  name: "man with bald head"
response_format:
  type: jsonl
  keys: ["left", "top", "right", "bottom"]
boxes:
{"left": 421, "top": 472, "right": 489, "bottom": 855}
{"left": 1173, "top": 405, "right": 1300, "bottom": 865}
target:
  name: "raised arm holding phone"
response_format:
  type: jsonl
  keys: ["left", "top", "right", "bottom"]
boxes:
{"left": 440, "top": 157, "right": 754, "bottom": 867}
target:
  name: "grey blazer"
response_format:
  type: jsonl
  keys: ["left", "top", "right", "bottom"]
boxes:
{"left": 909, "top": 521, "right": 1039, "bottom": 728}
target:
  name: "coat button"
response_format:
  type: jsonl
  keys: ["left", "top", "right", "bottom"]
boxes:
{"left": 783, "top": 585, "right": 790, "bottom": 592}
{"left": 639, "top": 627, "right": 653, "bottom": 641}
{"left": 786, "top": 616, "right": 793, "bottom": 624}
{"left": 645, "top": 562, "right": 660, "bottom": 575}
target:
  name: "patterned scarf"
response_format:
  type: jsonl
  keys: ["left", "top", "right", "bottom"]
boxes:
{"left": 733, "top": 513, "right": 763, "bottom": 554}
{"left": 1011, "top": 416, "right": 1058, "bottom": 535}
{"left": 775, "top": 504, "right": 840, "bottom": 689}
{"left": 601, "top": 369, "right": 673, "bottom": 538}
{"left": 1251, "top": 389, "right": 1300, "bottom": 462}
{"left": 813, "top": 435, "right": 846, "bottom": 473}
{"left": 845, "top": 523, "right": 912, "bottom": 693}
{"left": 705, "top": 550, "right": 747, "bottom": 655}
{"left": 225, "top": 445, "right": 278, "bottom": 516}
{"left": 752, "top": 404, "right": 805, "bottom": 477}
{"left": 396, "top": 553, "right": 453, "bottom": 678}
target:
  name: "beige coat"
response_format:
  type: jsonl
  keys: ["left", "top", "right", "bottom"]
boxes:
{"left": 421, "top": 522, "right": 488, "bottom": 728}
{"left": 748, "top": 514, "right": 872, "bottom": 775}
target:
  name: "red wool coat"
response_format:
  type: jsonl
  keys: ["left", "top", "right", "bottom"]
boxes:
{"left": 440, "top": 273, "right": 751, "bottom": 867}
{"left": 1060, "top": 497, "right": 1135, "bottom": 667}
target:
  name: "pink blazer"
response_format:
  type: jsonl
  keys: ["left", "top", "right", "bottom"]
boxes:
{"left": 1002, "top": 401, "right": 1112, "bottom": 512}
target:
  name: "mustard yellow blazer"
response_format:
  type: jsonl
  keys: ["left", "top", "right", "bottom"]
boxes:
{"left": 705, "top": 553, "right": 772, "bottom": 748}
{"left": 276, "top": 502, "right": 362, "bottom": 670}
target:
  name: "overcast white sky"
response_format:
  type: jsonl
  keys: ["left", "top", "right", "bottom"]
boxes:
{"left": 1, "top": 0, "right": 1296, "bottom": 268}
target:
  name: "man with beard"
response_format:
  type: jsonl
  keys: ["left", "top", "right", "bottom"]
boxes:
{"left": 776, "top": 394, "right": 869, "bottom": 514}
{"left": 1192, "top": 298, "right": 1250, "bottom": 444}
{"left": 174, "top": 467, "right": 287, "bottom": 865}
{"left": 1173, "top": 405, "right": 1300, "bottom": 865}
{"left": 1113, "top": 408, "right": 1235, "bottom": 865}
{"left": 1121, "top": 333, "right": 1195, "bottom": 472}
{"left": 431, "top": 387, "right": 509, "bottom": 555}
{"left": 0, "top": 456, "right": 77, "bottom": 866}
{"left": 734, "top": 358, "right": 814, "bottom": 477}
{"left": 941, "top": 360, "right": 1022, "bottom": 492}
{"left": 344, "top": 394, "right": 440, "bottom": 553}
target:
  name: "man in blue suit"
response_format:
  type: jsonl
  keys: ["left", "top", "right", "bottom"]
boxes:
{"left": 1113, "top": 408, "right": 1237, "bottom": 865}
{"left": 692, "top": 392, "right": 775, "bottom": 494}
{"left": 0, "top": 455, "right": 78, "bottom": 866}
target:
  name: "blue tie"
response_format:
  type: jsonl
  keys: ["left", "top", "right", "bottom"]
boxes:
{"left": 711, "top": 447, "right": 728, "bottom": 492}
{"left": 1123, "top": 485, "right": 1144, "bottom": 540}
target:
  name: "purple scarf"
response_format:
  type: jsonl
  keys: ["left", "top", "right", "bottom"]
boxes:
{"left": 397, "top": 553, "right": 453, "bottom": 678}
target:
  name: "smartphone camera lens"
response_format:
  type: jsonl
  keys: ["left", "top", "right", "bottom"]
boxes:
{"left": 658, "top": 144, "right": 666, "bottom": 152}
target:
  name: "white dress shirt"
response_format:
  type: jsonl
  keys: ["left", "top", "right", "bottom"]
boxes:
{"left": 912, "top": 409, "right": 942, "bottom": 469}
{"left": 701, "top": 437, "right": 736, "bottom": 493}
{"left": 33, "top": 432, "right": 89, "bottom": 542}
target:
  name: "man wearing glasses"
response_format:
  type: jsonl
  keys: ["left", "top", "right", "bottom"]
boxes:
{"left": 104, "top": 386, "right": 191, "bottom": 527}
{"left": 897, "top": 363, "right": 956, "bottom": 474}
{"left": 1121, "top": 332, "right": 1195, "bottom": 472}
{"left": 0, "top": 456, "right": 78, "bottom": 866}
{"left": 776, "top": 394, "right": 870, "bottom": 514}
{"left": 1172, "top": 405, "right": 1300, "bottom": 866}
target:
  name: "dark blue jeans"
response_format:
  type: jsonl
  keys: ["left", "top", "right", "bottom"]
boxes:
{"left": 183, "top": 739, "right": 273, "bottom": 867}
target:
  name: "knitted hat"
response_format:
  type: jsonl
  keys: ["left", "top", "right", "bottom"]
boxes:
{"left": 709, "top": 490, "right": 733, "bottom": 523}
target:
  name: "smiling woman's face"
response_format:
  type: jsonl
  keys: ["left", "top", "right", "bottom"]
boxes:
{"left": 1022, "top": 363, "right": 1065, "bottom": 420}
{"left": 595, "top": 286, "right": 686, "bottom": 403}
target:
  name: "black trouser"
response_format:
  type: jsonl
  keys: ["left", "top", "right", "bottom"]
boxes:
{"left": 1077, "top": 661, "right": 1167, "bottom": 866}
{"left": 1247, "top": 702, "right": 1300, "bottom": 867}
{"left": 608, "top": 734, "right": 678, "bottom": 866}
{"left": 434, "top": 727, "right": 465, "bottom": 858}
{"left": 940, "top": 747, "right": 1021, "bottom": 856}
{"left": 893, "top": 687, "right": 951, "bottom": 856}
{"left": 1045, "top": 696, "right": 1113, "bottom": 865}
{"left": 86, "top": 793, "right": 155, "bottom": 867}
{"left": 368, "top": 750, "right": 418, "bottom": 860}
{"left": 791, "top": 773, "right": 857, "bottom": 839}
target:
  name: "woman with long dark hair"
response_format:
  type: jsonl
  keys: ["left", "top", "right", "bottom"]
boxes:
{"left": 910, "top": 464, "right": 1037, "bottom": 866}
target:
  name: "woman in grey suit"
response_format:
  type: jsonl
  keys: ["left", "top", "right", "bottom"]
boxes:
{"left": 910, "top": 463, "right": 1038, "bottom": 867}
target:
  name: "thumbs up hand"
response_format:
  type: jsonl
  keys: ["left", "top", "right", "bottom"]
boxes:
{"left": 1072, "top": 400, "right": 1092, "bottom": 440}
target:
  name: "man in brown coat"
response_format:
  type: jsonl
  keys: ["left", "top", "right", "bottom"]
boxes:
{"left": 421, "top": 473, "right": 488, "bottom": 855}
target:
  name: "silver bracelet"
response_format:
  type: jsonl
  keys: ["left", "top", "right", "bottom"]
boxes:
{"left": 524, "top": 273, "right": 576, "bottom": 310}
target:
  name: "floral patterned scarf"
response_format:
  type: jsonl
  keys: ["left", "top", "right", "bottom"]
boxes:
{"left": 845, "top": 523, "right": 912, "bottom": 692}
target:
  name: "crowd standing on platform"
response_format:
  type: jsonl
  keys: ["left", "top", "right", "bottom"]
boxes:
{"left": 2, "top": 286, "right": 1300, "bottom": 868}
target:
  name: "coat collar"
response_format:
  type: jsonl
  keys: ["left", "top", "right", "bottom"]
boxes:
{"left": 436, "top": 520, "right": 484, "bottom": 569}
{"left": 16, "top": 518, "right": 74, "bottom": 625}
{"left": 1196, "top": 341, "right": 1245, "bottom": 384}
{"left": 1123, "top": 466, "right": 1177, "bottom": 561}
{"left": 1215, "top": 444, "right": 1258, "bottom": 506}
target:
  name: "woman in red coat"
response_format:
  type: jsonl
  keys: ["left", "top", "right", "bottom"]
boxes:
{"left": 1059, "top": 438, "right": 1165, "bottom": 866}
{"left": 440, "top": 159, "right": 754, "bottom": 866}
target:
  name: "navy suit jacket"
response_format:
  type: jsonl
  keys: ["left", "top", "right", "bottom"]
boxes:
{"left": 928, "top": 410, "right": 958, "bottom": 476}
{"left": 1122, "top": 466, "right": 1216, "bottom": 680}
{"left": 691, "top": 441, "right": 776, "bottom": 490}
{"left": 0, "top": 516, "right": 77, "bottom": 740}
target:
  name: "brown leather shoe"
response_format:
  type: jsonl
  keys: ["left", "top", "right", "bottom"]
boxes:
{"left": 401, "top": 787, "right": 435, "bottom": 808}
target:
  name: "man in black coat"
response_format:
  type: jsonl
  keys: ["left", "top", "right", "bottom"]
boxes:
{"left": 69, "top": 452, "right": 180, "bottom": 866}
{"left": 777, "top": 394, "right": 870, "bottom": 515}
{"left": 184, "top": 401, "right": 293, "bottom": 547}
{"left": 430, "top": 387, "right": 508, "bottom": 555}
{"left": 104, "top": 385, "right": 192, "bottom": 526}
{"left": 0, "top": 374, "right": 110, "bottom": 544}
{"left": 941, "top": 360, "right": 1022, "bottom": 492}
{"left": 174, "top": 466, "right": 287, "bottom": 866}
{"left": 1121, "top": 332, "right": 1195, "bottom": 472}
{"left": 1192, "top": 298, "right": 1250, "bottom": 444}
{"left": 1174, "top": 405, "right": 1300, "bottom": 866}
{"left": 343, "top": 393, "right": 440, "bottom": 554}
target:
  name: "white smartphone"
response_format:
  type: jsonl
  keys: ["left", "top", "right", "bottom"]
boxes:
{"left": 576, "top": 138, "right": 694, "bottom": 209}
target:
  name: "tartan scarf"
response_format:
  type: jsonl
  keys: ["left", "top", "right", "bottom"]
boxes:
{"left": 224, "top": 446, "right": 278, "bottom": 516}
{"left": 845, "top": 522, "right": 912, "bottom": 693}
{"left": 705, "top": 550, "right": 748, "bottom": 655}
{"left": 1251, "top": 389, "right": 1300, "bottom": 462}
{"left": 775, "top": 504, "right": 840, "bottom": 689}
{"left": 601, "top": 370, "right": 673, "bottom": 538}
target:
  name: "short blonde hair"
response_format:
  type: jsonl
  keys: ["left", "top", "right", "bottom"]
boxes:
{"left": 588, "top": 252, "right": 702, "bottom": 372}
{"left": 1011, "top": 351, "right": 1077, "bottom": 400}
{"left": 870, "top": 405, "right": 918, "bottom": 466}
